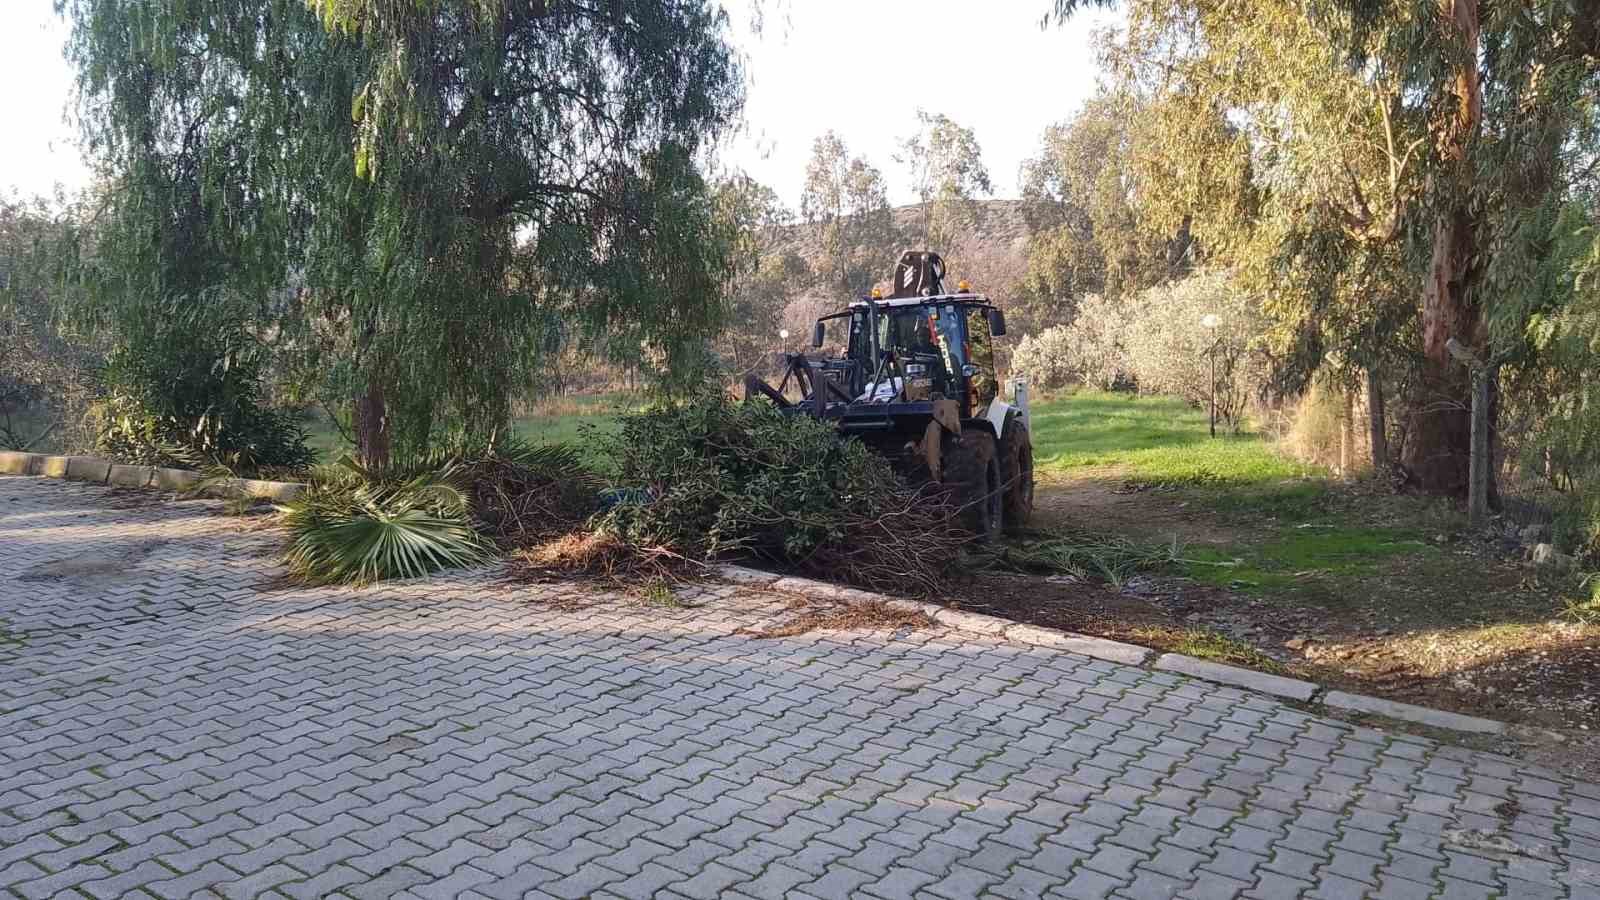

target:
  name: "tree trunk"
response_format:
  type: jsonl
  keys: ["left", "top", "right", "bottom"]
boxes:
{"left": 1403, "top": 221, "right": 1475, "bottom": 493}
{"left": 354, "top": 380, "right": 390, "bottom": 470}
{"left": 1402, "top": 0, "right": 1483, "bottom": 496}
{"left": 1487, "top": 370, "right": 1501, "bottom": 510}
{"left": 1367, "top": 367, "right": 1388, "bottom": 469}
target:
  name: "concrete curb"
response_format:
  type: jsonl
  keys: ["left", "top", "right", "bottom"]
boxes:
{"left": 1324, "top": 690, "right": 1505, "bottom": 735}
{"left": 719, "top": 566, "right": 1154, "bottom": 667}
{"left": 1155, "top": 653, "right": 1319, "bottom": 702}
{"left": 0, "top": 453, "right": 304, "bottom": 502}
{"left": 717, "top": 564, "right": 1513, "bottom": 737}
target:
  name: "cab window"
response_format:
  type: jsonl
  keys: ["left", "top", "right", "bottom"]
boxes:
{"left": 965, "top": 306, "right": 999, "bottom": 408}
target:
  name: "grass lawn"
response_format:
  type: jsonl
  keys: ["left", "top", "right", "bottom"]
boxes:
{"left": 299, "top": 393, "right": 631, "bottom": 463}
{"left": 1007, "top": 390, "right": 1597, "bottom": 744}
{"left": 1032, "top": 391, "right": 1308, "bottom": 483}
{"left": 1030, "top": 391, "right": 1327, "bottom": 516}
{"left": 1026, "top": 390, "right": 1456, "bottom": 605}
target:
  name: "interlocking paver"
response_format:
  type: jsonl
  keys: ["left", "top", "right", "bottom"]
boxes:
{"left": 3, "top": 474, "right": 1598, "bottom": 900}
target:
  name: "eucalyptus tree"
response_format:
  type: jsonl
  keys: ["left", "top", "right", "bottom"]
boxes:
{"left": 62, "top": 0, "right": 745, "bottom": 467}
{"left": 895, "top": 110, "right": 992, "bottom": 255}
{"left": 1018, "top": 89, "right": 1190, "bottom": 320}
{"left": 712, "top": 173, "right": 808, "bottom": 377}
{"left": 1052, "top": 0, "right": 1600, "bottom": 495}
{"left": 800, "top": 132, "right": 895, "bottom": 296}
{"left": 1324, "top": 0, "right": 1600, "bottom": 494}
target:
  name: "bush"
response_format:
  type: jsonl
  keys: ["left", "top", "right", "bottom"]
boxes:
{"left": 598, "top": 393, "right": 966, "bottom": 593}
{"left": 95, "top": 391, "right": 314, "bottom": 473}
{"left": 1121, "top": 270, "right": 1269, "bottom": 431}
{"left": 95, "top": 326, "right": 313, "bottom": 472}
{"left": 279, "top": 440, "right": 598, "bottom": 584}
{"left": 1279, "top": 381, "right": 1367, "bottom": 473}
{"left": 1011, "top": 293, "right": 1136, "bottom": 392}
{"left": 1010, "top": 327, "right": 1077, "bottom": 392}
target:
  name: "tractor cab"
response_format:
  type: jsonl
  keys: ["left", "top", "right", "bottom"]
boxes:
{"left": 798, "top": 250, "right": 1007, "bottom": 419}
{"left": 815, "top": 291, "right": 1006, "bottom": 418}
{"left": 743, "top": 250, "right": 1034, "bottom": 539}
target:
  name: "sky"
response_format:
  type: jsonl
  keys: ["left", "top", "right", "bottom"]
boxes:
{"left": 720, "top": 0, "right": 1120, "bottom": 209}
{"left": 1, "top": 4, "right": 85, "bottom": 199}
{"left": 0, "top": 0, "right": 1119, "bottom": 209}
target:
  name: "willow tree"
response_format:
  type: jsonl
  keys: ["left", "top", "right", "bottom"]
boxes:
{"left": 63, "top": 0, "right": 745, "bottom": 467}
{"left": 59, "top": 0, "right": 336, "bottom": 468}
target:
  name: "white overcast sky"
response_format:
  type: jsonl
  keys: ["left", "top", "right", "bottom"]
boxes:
{"left": 0, "top": 0, "right": 1118, "bottom": 209}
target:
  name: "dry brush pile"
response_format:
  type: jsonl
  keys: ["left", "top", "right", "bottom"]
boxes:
{"left": 591, "top": 394, "right": 969, "bottom": 595}
{"left": 279, "top": 395, "right": 971, "bottom": 595}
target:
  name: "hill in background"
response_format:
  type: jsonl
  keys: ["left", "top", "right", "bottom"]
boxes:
{"left": 772, "top": 198, "right": 1033, "bottom": 299}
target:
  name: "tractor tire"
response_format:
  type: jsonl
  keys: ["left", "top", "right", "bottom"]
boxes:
{"left": 944, "top": 428, "right": 1002, "bottom": 541}
{"left": 1000, "top": 417, "right": 1034, "bottom": 534}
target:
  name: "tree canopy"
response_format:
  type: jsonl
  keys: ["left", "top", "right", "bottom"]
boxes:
{"left": 896, "top": 110, "right": 992, "bottom": 254}
{"left": 800, "top": 131, "right": 894, "bottom": 296}
{"left": 59, "top": 0, "right": 747, "bottom": 465}
{"left": 1049, "top": 0, "right": 1600, "bottom": 496}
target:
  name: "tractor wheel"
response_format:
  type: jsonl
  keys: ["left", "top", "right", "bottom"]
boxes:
{"left": 944, "top": 428, "right": 1002, "bottom": 541}
{"left": 1000, "top": 417, "right": 1034, "bottom": 534}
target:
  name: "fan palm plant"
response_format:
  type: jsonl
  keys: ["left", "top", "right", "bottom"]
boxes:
{"left": 279, "top": 456, "right": 490, "bottom": 584}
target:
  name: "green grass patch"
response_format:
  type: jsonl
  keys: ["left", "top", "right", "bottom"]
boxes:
{"left": 1182, "top": 525, "right": 1434, "bottom": 597}
{"left": 1030, "top": 391, "right": 1310, "bottom": 482}
{"left": 299, "top": 393, "right": 633, "bottom": 463}
{"left": 1029, "top": 390, "right": 1329, "bottom": 518}
{"left": 512, "top": 412, "right": 621, "bottom": 447}
{"left": 1021, "top": 392, "right": 1448, "bottom": 603}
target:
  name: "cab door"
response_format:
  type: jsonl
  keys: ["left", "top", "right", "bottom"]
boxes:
{"left": 964, "top": 306, "right": 1000, "bottom": 414}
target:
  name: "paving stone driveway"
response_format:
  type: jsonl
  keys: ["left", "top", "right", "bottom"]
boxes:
{"left": 2, "top": 475, "right": 1598, "bottom": 900}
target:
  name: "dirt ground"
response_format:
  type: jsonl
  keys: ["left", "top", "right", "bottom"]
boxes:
{"left": 946, "top": 474, "right": 1600, "bottom": 778}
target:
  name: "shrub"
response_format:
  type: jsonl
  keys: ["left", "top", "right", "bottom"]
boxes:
{"left": 1068, "top": 292, "right": 1135, "bottom": 391}
{"left": 1010, "top": 327, "right": 1076, "bottom": 392}
{"left": 1552, "top": 488, "right": 1600, "bottom": 564}
{"left": 280, "top": 458, "right": 490, "bottom": 585}
{"left": 1280, "top": 381, "right": 1368, "bottom": 473}
{"left": 598, "top": 393, "right": 966, "bottom": 593}
{"left": 1121, "top": 270, "right": 1270, "bottom": 430}
{"left": 279, "top": 439, "right": 598, "bottom": 584}
{"left": 95, "top": 323, "right": 314, "bottom": 472}
{"left": 1010, "top": 293, "right": 1135, "bottom": 392}
{"left": 94, "top": 391, "right": 314, "bottom": 473}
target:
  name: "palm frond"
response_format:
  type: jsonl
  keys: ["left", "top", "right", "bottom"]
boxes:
{"left": 279, "top": 462, "right": 488, "bottom": 584}
{"left": 278, "top": 440, "right": 598, "bottom": 584}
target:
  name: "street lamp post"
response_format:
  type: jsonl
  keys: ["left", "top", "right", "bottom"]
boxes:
{"left": 1200, "top": 314, "right": 1220, "bottom": 438}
